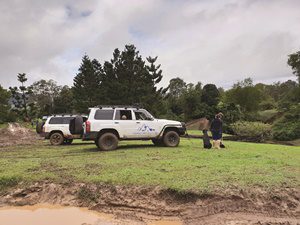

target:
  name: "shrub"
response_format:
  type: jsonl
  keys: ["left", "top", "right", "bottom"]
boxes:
{"left": 257, "top": 109, "right": 278, "bottom": 123}
{"left": 231, "top": 121, "right": 272, "bottom": 142}
{"left": 272, "top": 105, "right": 300, "bottom": 141}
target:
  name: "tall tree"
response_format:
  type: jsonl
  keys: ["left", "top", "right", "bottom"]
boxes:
{"left": 182, "top": 82, "right": 203, "bottom": 121}
{"left": 225, "top": 78, "right": 262, "bottom": 113}
{"left": 287, "top": 50, "right": 300, "bottom": 84}
{"left": 9, "top": 73, "right": 32, "bottom": 120}
{"left": 0, "top": 85, "right": 12, "bottom": 123}
{"left": 29, "top": 79, "right": 61, "bottom": 116}
{"left": 53, "top": 86, "right": 74, "bottom": 114}
{"left": 73, "top": 55, "right": 102, "bottom": 112}
{"left": 101, "top": 45, "right": 166, "bottom": 115}
{"left": 165, "top": 78, "right": 187, "bottom": 117}
{"left": 201, "top": 84, "right": 220, "bottom": 106}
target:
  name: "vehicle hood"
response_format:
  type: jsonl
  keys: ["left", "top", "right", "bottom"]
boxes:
{"left": 156, "top": 119, "right": 182, "bottom": 126}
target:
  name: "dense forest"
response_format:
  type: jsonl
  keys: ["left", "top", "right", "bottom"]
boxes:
{"left": 1, "top": 45, "right": 299, "bottom": 141}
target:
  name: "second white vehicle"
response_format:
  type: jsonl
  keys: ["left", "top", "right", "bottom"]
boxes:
{"left": 69, "top": 106, "right": 186, "bottom": 150}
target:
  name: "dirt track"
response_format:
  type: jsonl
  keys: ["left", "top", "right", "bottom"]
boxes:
{"left": 1, "top": 182, "right": 299, "bottom": 224}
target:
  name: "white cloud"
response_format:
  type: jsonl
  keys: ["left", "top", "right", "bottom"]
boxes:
{"left": 0, "top": 0, "right": 299, "bottom": 89}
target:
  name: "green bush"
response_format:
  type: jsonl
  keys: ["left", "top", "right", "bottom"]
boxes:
{"left": 257, "top": 109, "right": 278, "bottom": 123}
{"left": 272, "top": 105, "right": 300, "bottom": 141}
{"left": 231, "top": 121, "right": 272, "bottom": 142}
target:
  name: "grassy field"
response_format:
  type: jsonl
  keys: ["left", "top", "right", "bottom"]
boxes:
{"left": 0, "top": 138, "right": 299, "bottom": 192}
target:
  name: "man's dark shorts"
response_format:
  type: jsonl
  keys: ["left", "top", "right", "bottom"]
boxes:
{"left": 212, "top": 131, "right": 222, "bottom": 140}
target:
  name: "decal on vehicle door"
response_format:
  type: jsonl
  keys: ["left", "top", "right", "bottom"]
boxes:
{"left": 138, "top": 124, "right": 155, "bottom": 132}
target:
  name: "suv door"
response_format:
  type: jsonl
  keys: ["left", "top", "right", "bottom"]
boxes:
{"left": 114, "top": 109, "right": 140, "bottom": 138}
{"left": 133, "top": 110, "right": 160, "bottom": 138}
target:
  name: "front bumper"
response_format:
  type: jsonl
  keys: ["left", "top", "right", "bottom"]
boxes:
{"left": 178, "top": 127, "right": 186, "bottom": 136}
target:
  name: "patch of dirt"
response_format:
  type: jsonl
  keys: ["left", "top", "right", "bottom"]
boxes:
{"left": 0, "top": 123, "right": 41, "bottom": 147}
{"left": 0, "top": 182, "right": 299, "bottom": 224}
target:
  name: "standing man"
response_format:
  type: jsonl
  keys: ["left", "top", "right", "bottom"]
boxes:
{"left": 210, "top": 113, "right": 223, "bottom": 149}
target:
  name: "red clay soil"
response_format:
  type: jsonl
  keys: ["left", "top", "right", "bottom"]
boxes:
{"left": 0, "top": 182, "right": 299, "bottom": 224}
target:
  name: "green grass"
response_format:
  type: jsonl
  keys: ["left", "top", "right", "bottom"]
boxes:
{"left": 0, "top": 139, "right": 299, "bottom": 192}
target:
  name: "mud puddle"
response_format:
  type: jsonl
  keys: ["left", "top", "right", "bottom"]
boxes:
{"left": 0, "top": 204, "right": 183, "bottom": 225}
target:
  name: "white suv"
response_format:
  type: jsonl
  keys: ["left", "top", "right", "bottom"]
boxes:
{"left": 70, "top": 106, "right": 186, "bottom": 150}
{"left": 37, "top": 115, "right": 87, "bottom": 145}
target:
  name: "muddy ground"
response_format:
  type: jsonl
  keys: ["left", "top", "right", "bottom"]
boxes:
{"left": 0, "top": 182, "right": 299, "bottom": 225}
{"left": 0, "top": 123, "right": 41, "bottom": 147}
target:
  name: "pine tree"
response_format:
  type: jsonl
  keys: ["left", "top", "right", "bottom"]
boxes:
{"left": 73, "top": 55, "right": 102, "bottom": 112}
{"left": 101, "top": 45, "right": 165, "bottom": 115}
{"left": 9, "top": 73, "right": 32, "bottom": 120}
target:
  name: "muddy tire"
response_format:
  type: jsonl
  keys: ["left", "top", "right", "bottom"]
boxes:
{"left": 50, "top": 132, "right": 64, "bottom": 146}
{"left": 163, "top": 131, "right": 180, "bottom": 147}
{"left": 65, "top": 139, "right": 73, "bottom": 145}
{"left": 97, "top": 133, "right": 118, "bottom": 151}
{"left": 94, "top": 139, "right": 99, "bottom": 148}
{"left": 152, "top": 138, "right": 163, "bottom": 146}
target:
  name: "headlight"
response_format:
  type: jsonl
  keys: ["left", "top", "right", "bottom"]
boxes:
{"left": 181, "top": 122, "right": 186, "bottom": 128}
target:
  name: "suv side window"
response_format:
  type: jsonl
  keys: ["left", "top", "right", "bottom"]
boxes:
{"left": 134, "top": 111, "right": 148, "bottom": 120}
{"left": 94, "top": 110, "right": 114, "bottom": 120}
{"left": 62, "top": 117, "right": 74, "bottom": 124}
{"left": 49, "top": 117, "right": 63, "bottom": 124}
{"left": 115, "top": 110, "right": 132, "bottom": 120}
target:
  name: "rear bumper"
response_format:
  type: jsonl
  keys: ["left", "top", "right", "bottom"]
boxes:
{"left": 39, "top": 132, "right": 49, "bottom": 139}
{"left": 82, "top": 132, "right": 97, "bottom": 140}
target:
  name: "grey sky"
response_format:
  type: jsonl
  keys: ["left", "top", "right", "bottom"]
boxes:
{"left": 0, "top": 0, "right": 299, "bottom": 89}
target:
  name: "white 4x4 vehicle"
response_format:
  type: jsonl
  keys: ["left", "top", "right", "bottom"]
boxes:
{"left": 70, "top": 106, "right": 186, "bottom": 150}
{"left": 37, "top": 115, "right": 87, "bottom": 145}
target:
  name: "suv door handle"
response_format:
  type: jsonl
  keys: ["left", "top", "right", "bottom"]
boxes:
{"left": 114, "top": 122, "right": 119, "bottom": 124}
{"left": 136, "top": 122, "right": 140, "bottom": 124}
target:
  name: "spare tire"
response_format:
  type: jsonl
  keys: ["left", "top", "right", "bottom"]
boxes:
{"left": 69, "top": 116, "right": 83, "bottom": 134}
{"left": 36, "top": 121, "right": 45, "bottom": 134}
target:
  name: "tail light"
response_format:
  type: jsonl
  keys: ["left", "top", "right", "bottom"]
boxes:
{"left": 42, "top": 126, "right": 45, "bottom": 133}
{"left": 85, "top": 121, "right": 91, "bottom": 133}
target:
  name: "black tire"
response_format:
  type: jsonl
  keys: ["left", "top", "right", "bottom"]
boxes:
{"left": 65, "top": 139, "right": 73, "bottom": 145}
{"left": 163, "top": 131, "right": 180, "bottom": 147}
{"left": 94, "top": 139, "right": 99, "bottom": 148}
{"left": 97, "top": 133, "right": 118, "bottom": 151}
{"left": 152, "top": 138, "right": 163, "bottom": 146}
{"left": 50, "top": 132, "right": 64, "bottom": 146}
{"left": 36, "top": 121, "right": 45, "bottom": 134}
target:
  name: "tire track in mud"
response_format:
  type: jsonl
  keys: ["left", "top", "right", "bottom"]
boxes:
{"left": 0, "top": 182, "right": 299, "bottom": 224}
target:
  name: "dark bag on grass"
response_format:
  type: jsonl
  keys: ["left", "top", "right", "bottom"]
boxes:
{"left": 203, "top": 130, "right": 212, "bottom": 149}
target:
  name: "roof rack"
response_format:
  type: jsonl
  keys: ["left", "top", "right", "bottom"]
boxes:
{"left": 43, "top": 114, "right": 87, "bottom": 118}
{"left": 94, "top": 104, "right": 143, "bottom": 110}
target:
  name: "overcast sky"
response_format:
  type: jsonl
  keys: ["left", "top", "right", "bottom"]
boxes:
{"left": 1, "top": 0, "right": 299, "bottom": 89}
